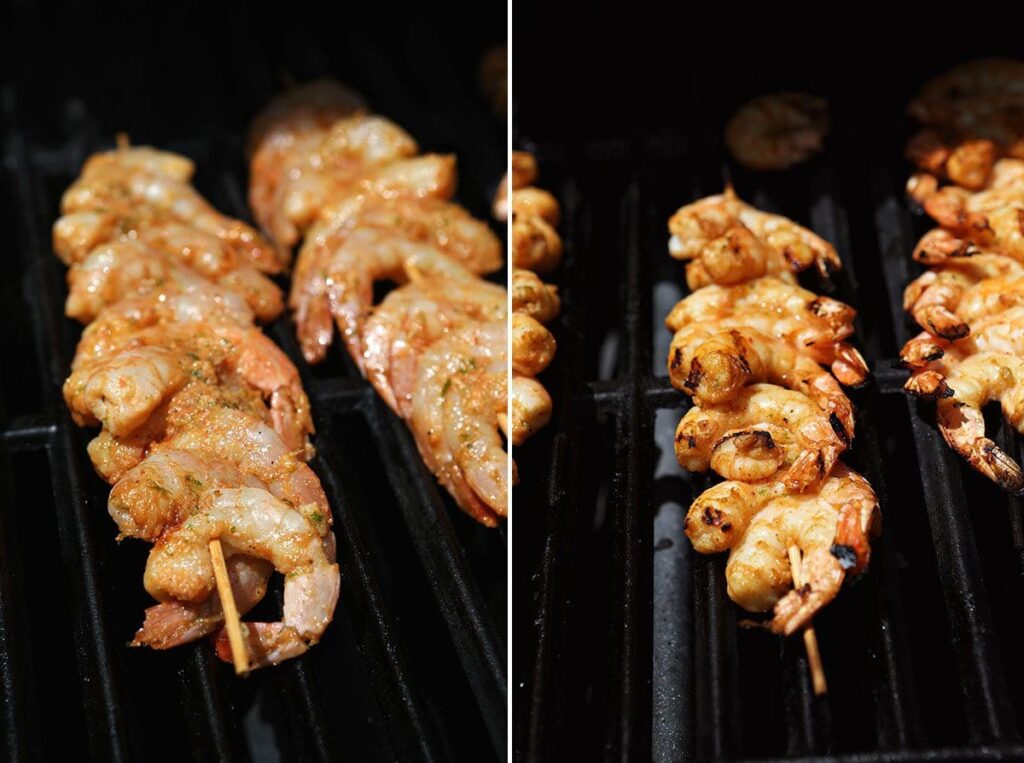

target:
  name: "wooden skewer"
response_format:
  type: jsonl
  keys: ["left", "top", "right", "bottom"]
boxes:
{"left": 788, "top": 545, "right": 827, "bottom": 696}
{"left": 115, "top": 132, "right": 130, "bottom": 149}
{"left": 209, "top": 539, "right": 249, "bottom": 675}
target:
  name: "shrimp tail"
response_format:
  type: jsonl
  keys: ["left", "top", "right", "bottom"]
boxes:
{"left": 831, "top": 342, "right": 870, "bottom": 387}
{"left": 770, "top": 548, "right": 844, "bottom": 636}
{"left": 939, "top": 400, "right": 1024, "bottom": 494}
{"left": 831, "top": 502, "right": 872, "bottom": 575}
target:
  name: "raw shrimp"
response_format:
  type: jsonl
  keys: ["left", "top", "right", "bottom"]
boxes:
{"left": 144, "top": 487, "right": 338, "bottom": 668}
{"left": 410, "top": 321, "right": 508, "bottom": 525}
{"left": 674, "top": 384, "right": 847, "bottom": 492}
{"left": 64, "top": 240, "right": 274, "bottom": 324}
{"left": 362, "top": 273, "right": 506, "bottom": 416}
{"left": 668, "top": 188, "right": 840, "bottom": 289}
{"left": 133, "top": 552, "right": 272, "bottom": 649}
{"left": 667, "top": 325, "right": 856, "bottom": 443}
{"left": 157, "top": 404, "right": 328, "bottom": 517}
{"left": 511, "top": 268, "right": 560, "bottom": 324}
{"left": 724, "top": 93, "right": 829, "bottom": 171}
{"left": 291, "top": 195, "right": 502, "bottom": 364}
{"left": 61, "top": 150, "right": 285, "bottom": 273}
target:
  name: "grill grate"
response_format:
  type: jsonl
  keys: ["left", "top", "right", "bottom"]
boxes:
{"left": 0, "top": 5, "right": 506, "bottom": 761}
{"left": 514, "top": 125, "right": 1024, "bottom": 761}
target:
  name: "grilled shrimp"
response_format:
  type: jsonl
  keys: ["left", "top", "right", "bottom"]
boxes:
{"left": 61, "top": 150, "right": 285, "bottom": 274}
{"left": 906, "top": 129, "right": 1000, "bottom": 190}
{"left": 724, "top": 93, "right": 829, "bottom": 171}
{"left": 362, "top": 273, "right": 506, "bottom": 415}
{"left": 506, "top": 375, "right": 552, "bottom": 447}
{"left": 904, "top": 253, "right": 1024, "bottom": 338}
{"left": 291, "top": 196, "right": 502, "bottom": 364}
{"left": 668, "top": 188, "right": 840, "bottom": 289}
{"left": 512, "top": 312, "right": 556, "bottom": 377}
{"left": 908, "top": 352, "right": 1024, "bottom": 494}
{"left": 511, "top": 268, "right": 560, "bottom": 323}
{"left": 667, "top": 325, "right": 856, "bottom": 443}
{"left": 910, "top": 159, "right": 1024, "bottom": 262}
{"left": 144, "top": 487, "right": 338, "bottom": 668}
{"left": 410, "top": 320, "right": 508, "bottom": 525}
{"left": 899, "top": 306, "right": 1024, "bottom": 370}
{"left": 725, "top": 464, "right": 878, "bottom": 635}
{"left": 65, "top": 240, "right": 280, "bottom": 323}
{"left": 510, "top": 177, "right": 562, "bottom": 274}
{"left": 674, "top": 384, "right": 847, "bottom": 492}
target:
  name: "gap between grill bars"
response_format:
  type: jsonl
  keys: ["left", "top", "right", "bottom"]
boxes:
{"left": 0, "top": 6, "right": 506, "bottom": 760}
{"left": 513, "top": 131, "right": 1024, "bottom": 761}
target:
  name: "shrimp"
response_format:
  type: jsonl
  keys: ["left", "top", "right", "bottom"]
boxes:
{"left": 109, "top": 448, "right": 266, "bottom": 542}
{"left": 362, "top": 274, "right": 506, "bottom": 416}
{"left": 670, "top": 303, "right": 867, "bottom": 386}
{"left": 906, "top": 129, "right": 999, "bottom": 190}
{"left": 724, "top": 93, "right": 829, "bottom": 171}
{"left": 64, "top": 347, "right": 186, "bottom": 436}
{"left": 308, "top": 225, "right": 495, "bottom": 365}
{"left": 80, "top": 145, "right": 195, "bottom": 183}
{"left": 86, "top": 380, "right": 269, "bottom": 484}
{"left": 157, "top": 403, "right": 327, "bottom": 516}
{"left": 254, "top": 112, "right": 447, "bottom": 247}
{"left": 64, "top": 240, "right": 277, "bottom": 324}
{"left": 511, "top": 312, "right": 556, "bottom": 377}
{"left": 911, "top": 159, "right": 1024, "bottom": 262}
{"left": 903, "top": 254, "right": 1024, "bottom": 338}
{"left": 133, "top": 552, "right": 272, "bottom": 650}
{"left": 687, "top": 461, "right": 877, "bottom": 566}
{"left": 668, "top": 188, "right": 840, "bottom": 289}
{"left": 908, "top": 352, "right": 1024, "bottom": 494}
{"left": 511, "top": 268, "right": 560, "bottom": 324}
{"left": 674, "top": 384, "right": 847, "bottom": 492}
{"left": 667, "top": 325, "right": 856, "bottom": 443}
{"left": 61, "top": 151, "right": 285, "bottom": 274}
{"left": 664, "top": 277, "right": 864, "bottom": 385}
{"left": 144, "top": 487, "right": 338, "bottom": 668}
{"left": 512, "top": 211, "right": 563, "bottom": 273}
{"left": 291, "top": 196, "right": 502, "bottom": 364}
{"left": 899, "top": 306, "right": 1024, "bottom": 370}
{"left": 725, "top": 463, "right": 878, "bottom": 634}
{"left": 410, "top": 321, "right": 508, "bottom": 525}
{"left": 505, "top": 374, "right": 553, "bottom": 447}
{"left": 443, "top": 357, "right": 508, "bottom": 517}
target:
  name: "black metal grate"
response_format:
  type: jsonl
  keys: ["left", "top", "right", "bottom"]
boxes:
{"left": 0, "top": 4, "right": 506, "bottom": 761}
{"left": 513, "top": 121, "right": 1024, "bottom": 760}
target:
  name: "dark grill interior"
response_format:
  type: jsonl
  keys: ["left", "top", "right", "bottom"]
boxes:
{"left": 0, "top": 4, "right": 506, "bottom": 761}
{"left": 513, "top": 31, "right": 1024, "bottom": 762}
